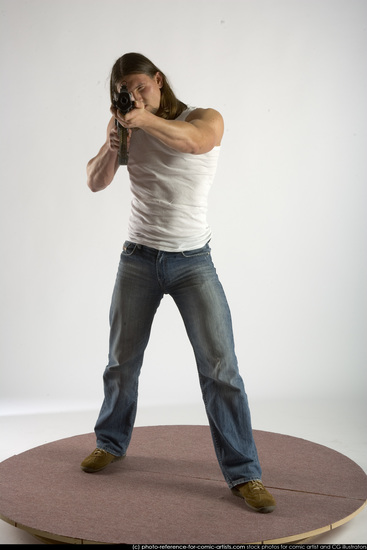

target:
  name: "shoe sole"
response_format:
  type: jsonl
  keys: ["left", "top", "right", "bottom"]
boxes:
{"left": 81, "top": 455, "right": 124, "bottom": 473}
{"left": 231, "top": 487, "right": 276, "bottom": 514}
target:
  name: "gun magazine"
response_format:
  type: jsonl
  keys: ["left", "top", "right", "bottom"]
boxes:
{"left": 118, "top": 125, "right": 129, "bottom": 165}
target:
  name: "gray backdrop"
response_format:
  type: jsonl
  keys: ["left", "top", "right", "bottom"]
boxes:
{"left": 1, "top": 0, "right": 366, "bottom": 414}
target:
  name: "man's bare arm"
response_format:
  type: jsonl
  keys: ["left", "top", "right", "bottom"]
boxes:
{"left": 86, "top": 117, "right": 120, "bottom": 192}
{"left": 113, "top": 105, "right": 224, "bottom": 155}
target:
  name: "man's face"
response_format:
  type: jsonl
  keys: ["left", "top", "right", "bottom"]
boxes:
{"left": 117, "top": 72, "right": 163, "bottom": 114}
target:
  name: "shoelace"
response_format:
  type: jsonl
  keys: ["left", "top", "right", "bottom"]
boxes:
{"left": 93, "top": 449, "right": 106, "bottom": 456}
{"left": 248, "top": 480, "right": 265, "bottom": 492}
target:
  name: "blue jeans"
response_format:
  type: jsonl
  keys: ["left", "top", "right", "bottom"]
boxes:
{"left": 95, "top": 241, "right": 262, "bottom": 487}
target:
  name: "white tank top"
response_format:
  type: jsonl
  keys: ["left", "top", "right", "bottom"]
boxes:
{"left": 126, "top": 106, "right": 220, "bottom": 251}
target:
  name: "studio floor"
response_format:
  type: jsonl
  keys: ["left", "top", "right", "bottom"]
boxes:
{"left": 0, "top": 397, "right": 366, "bottom": 545}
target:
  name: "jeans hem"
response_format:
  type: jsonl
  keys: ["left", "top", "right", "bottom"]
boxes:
{"left": 228, "top": 477, "right": 262, "bottom": 489}
{"left": 96, "top": 442, "right": 124, "bottom": 458}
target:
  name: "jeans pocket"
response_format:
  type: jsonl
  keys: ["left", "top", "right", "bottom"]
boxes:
{"left": 181, "top": 242, "right": 211, "bottom": 258}
{"left": 122, "top": 241, "right": 138, "bottom": 256}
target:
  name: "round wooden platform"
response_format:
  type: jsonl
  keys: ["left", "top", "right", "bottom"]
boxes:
{"left": 0, "top": 426, "right": 366, "bottom": 544}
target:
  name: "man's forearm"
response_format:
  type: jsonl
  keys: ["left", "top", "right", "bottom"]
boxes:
{"left": 118, "top": 107, "right": 223, "bottom": 155}
{"left": 141, "top": 116, "right": 199, "bottom": 154}
{"left": 87, "top": 142, "right": 119, "bottom": 192}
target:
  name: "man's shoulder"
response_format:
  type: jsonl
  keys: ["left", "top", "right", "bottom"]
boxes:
{"left": 185, "top": 107, "right": 222, "bottom": 121}
{"left": 185, "top": 107, "right": 223, "bottom": 128}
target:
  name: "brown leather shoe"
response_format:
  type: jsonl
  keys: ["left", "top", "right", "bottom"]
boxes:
{"left": 80, "top": 448, "right": 124, "bottom": 473}
{"left": 231, "top": 480, "right": 276, "bottom": 513}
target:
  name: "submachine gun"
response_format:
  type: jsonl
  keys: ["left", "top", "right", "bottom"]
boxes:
{"left": 113, "top": 84, "right": 134, "bottom": 165}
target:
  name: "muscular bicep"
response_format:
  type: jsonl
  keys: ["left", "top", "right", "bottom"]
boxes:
{"left": 136, "top": 107, "right": 223, "bottom": 155}
{"left": 185, "top": 108, "right": 224, "bottom": 151}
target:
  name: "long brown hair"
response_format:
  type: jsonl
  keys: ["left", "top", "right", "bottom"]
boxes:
{"left": 110, "top": 53, "right": 187, "bottom": 120}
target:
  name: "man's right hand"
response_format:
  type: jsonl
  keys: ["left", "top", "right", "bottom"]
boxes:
{"left": 109, "top": 116, "right": 132, "bottom": 154}
{"left": 108, "top": 121, "right": 120, "bottom": 152}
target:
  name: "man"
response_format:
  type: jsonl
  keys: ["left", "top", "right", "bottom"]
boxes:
{"left": 81, "top": 52, "right": 276, "bottom": 514}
